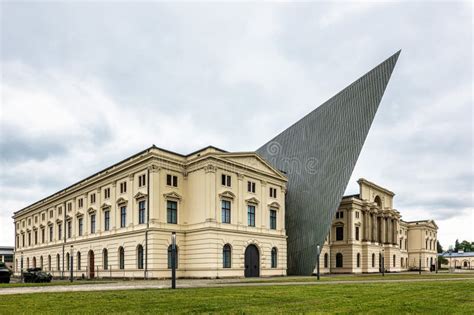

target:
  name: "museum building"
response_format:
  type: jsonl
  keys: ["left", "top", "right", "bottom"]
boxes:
{"left": 317, "top": 179, "right": 439, "bottom": 274}
{"left": 12, "top": 145, "right": 287, "bottom": 279}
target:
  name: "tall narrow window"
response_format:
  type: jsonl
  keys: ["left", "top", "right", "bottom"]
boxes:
{"left": 34, "top": 230, "right": 38, "bottom": 245}
{"left": 41, "top": 228, "right": 45, "bottom": 243}
{"left": 90, "top": 193, "right": 96, "bottom": 204}
{"left": 120, "top": 206, "right": 127, "bottom": 228}
{"left": 120, "top": 181, "right": 127, "bottom": 194}
{"left": 372, "top": 253, "right": 375, "bottom": 268}
{"left": 66, "top": 253, "right": 70, "bottom": 271}
{"left": 58, "top": 224, "right": 62, "bottom": 240}
{"left": 78, "top": 198, "right": 83, "bottom": 208}
{"left": 247, "top": 205, "right": 256, "bottom": 227}
{"left": 104, "top": 210, "right": 110, "bottom": 231}
{"left": 49, "top": 226, "right": 53, "bottom": 242}
{"left": 104, "top": 188, "right": 110, "bottom": 199}
{"left": 77, "top": 252, "right": 81, "bottom": 271}
{"left": 78, "top": 218, "right": 83, "bottom": 236}
{"left": 167, "top": 245, "right": 178, "bottom": 269}
{"left": 138, "top": 201, "right": 146, "bottom": 224}
{"left": 167, "top": 201, "right": 177, "bottom": 224}
{"left": 138, "top": 174, "right": 146, "bottom": 187}
{"left": 103, "top": 249, "right": 108, "bottom": 270}
{"left": 90, "top": 214, "right": 96, "bottom": 234}
{"left": 223, "top": 244, "right": 231, "bottom": 268}
{"left": 247, "top": 181, "right": 256, "bottom": 193}
{"left": 119, "top": 247, "right": 125, "bottom": 270}
{"left": 324, "top": 253, "right": 328, "bottom": 268}
{"left": 269, "top": 187, "right": 277, "bottom": 198}
{"left": 357, "top": 253, "right": 361, "bottom": 268}
{"left": 336, "top": 253, "right": 343, "bottom": 268}
{"left": 137, "top": 245, "right": 144, "bottom": 270}
{"left": 56, "top": 254, "right": 60, "bottom": 271}
{"left": 221, "top": 200, "right": 231, "bottom": 224}
{"left": 355, "top": 226, "right": 360, "bottom": 241}
{"left": 167, "top": 174, "right": 178, "bottom": 187}
{"left": 269, "top": 209, "right": 277, "bottom": 230}
{"left": 393, "top": 255, "right": 396, "bottom": 267}
{"left": 271, "top": 247, "right": 278, "bottom": 268}
{"left": 336, "top": 226, "right": 344, "bottom": 241}
{"left": 67, "top": 221, "right": 72, "bottom": 239}
{"left": 221, "top": 174, "right": 231, "bottom": 187}
{"left": 48, "top": 255, "right": 51, "bottom": 271}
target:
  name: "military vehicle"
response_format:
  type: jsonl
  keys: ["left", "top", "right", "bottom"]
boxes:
{"left": 0, "top": 262, "right": 12, "bottom": 283}
{"left": 22, "top": 268, "right": 52, "bottom": 283}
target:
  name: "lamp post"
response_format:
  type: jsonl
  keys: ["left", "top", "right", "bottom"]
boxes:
{"left": 316, "top": 244, "right": 320, "bottom": 281}
{"left": 171, "top": 232, "right": 176, "bottom": 289}
{"left": 70, "top": 245, "right": 74, "bottom": 283}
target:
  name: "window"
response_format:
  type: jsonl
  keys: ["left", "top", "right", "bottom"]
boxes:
{"left": 41, "top": 228, "right": 45, "bottom": 243}
{"left": 78, "top": 198, "right": 83, "bottom": 208}
{"left": 104, "top": 210, "right": 110, "bottom": 231}
{"left": 340, "top": 211, "right": 344, "bottom": 219}
{"left": 393, "top": 255, "right": 396, "bottom": 267}
{"left": 138, "top": 201, "right": 146, "bottom": 224}
{"left": 221, "top": 174, "right": 231, "bottom": 187}
{"left": 67, "top": 221, "right": 72, "bottom": 238}
{"left": 35, "top": 216, "right": 38, "bottom": 223}
{"left": 66, "top": 253, "right": 70, "bottom": 271}
{"left": 167, "top": 201, "right": 177, "bottom": 224}
{"left": 119, "top": 247, "right": 125, "bottom": 270}
{"left": 247, "top": 181, "right": 256, "bottom": 193}
{"left": 221, "top": 200, "right": 231, "bottom": 224}
{"left": 357, "top": 253, "right": 361, "bottom": 268}
{"left": 137, "top": 245, "right": 144, "bottom": 269}
{"left": 90, "top": 214, "right": 96, "bottom": 234}
{"left": 41, "top": 213, "right": 45, "bottom": 221}
{"left": 49, "top": 226, "right": 53, "bottom": 242}
{"left": 271, "top": 247, "right": 278, "bottom": 268}
{"left": 336, "top": 253, "right": 343, "bottom": 268}
{"left": 355, "top": 226, "right": 360, "bottom": 241}
{"left": 247, "top": 205, "right": 256, "bottom": 227}
{"left": 67, "top": 203, "right": 72, "bottom": 211}
{"left": 355, "top": 211, "right": 360, "bottom": 219}
{"left": 166, "top": 174, "right": 178, "bottom": 187}
{"left": 34, "top": 230, "right": 38, "bottom": 245}
{"left": 400, "top": 239, "right": 402, "bottom": 249}
{"left": 120, "top": 206, "right": 127, "bottom": 228}
{"left": 77, "top": 252, "right": 81, "bottom": 270}
{"left": 104, "top": 188, "right": 110, "bottom": 199}
{"left": 139, "top": 174, "right": 146, "bottom": 187}
{"left": 372, "top": 253, "right": 375, "bottom": 268}
{"left": 269, "top": 187, "right": 277, "bottom": 198}
{"left": 16, "top": 235, "right": 19, "bottom": 248}
{"left": 48, "top": 255, "right": 51, "bottom": 271}
{"left": 103, "top": 249, "right": 108, "bottom": 270}
{"left": 58, "top": 224, "right": 62, "bottom": 240}
{"left": 324, "top": 253, "right": 328, "bottom": 268}
{"left": 336, "top": 226, "right": 344, "bottom": 241}
{"left": 223, "top": 244, "right": 231, "bottom": 268}
{"left": 78, "top": 218, "right": 83, "bottom": 236}
{"left": 269, "top": 209, "right": 277, "bottom": 230}
{"left": 167, "top": 245, "right": 178, "bottom": 269}
{"left": 120, "top": 182, "right": 127, "bottom": 194}
{"left": 56, "top": 254, "right": 60, "bottom": 271}
{"left": 22, "top": 234, "right": 25, "bottom": 247}
{"left": 90, "top": 193, "right": 96, "bottom": 204}
{"left": 28, "top": 232, "right": 31, "bottom": 246}
{"left": 58, "top": 207, "right": 62, "bottom": 216}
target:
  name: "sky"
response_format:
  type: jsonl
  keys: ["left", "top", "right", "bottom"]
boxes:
{"left": 0, "top": 1, "right": 472, "bottom": 250}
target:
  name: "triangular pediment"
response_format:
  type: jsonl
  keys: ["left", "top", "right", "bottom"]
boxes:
{"left": 268, "top": 201, "right": 281, "bottom": 209}
{"left": 87, "top": 207, "right": 96, "bottom": 214}
{"left": 219, "top": 190, "right": 236, "bottom": 200}
{"left": 163, "top": 192, "right": 182, "bottom": 200}
{"left": 101, "top": 202, "right": 111, "bottom": 209}
{"left": 116, "top": 197, "right": 128, "bottom": 205}
{"left": 245, "top": 197, "right": 260, "bottom": 204}
{"left": 75, "top": 211, "right": 84, "bottom": 218}
{"left": 134, "top": 192, "right": 148, "bottom": 200}
{"left": 220, "top": 153, "right": 287, "bottom": 180}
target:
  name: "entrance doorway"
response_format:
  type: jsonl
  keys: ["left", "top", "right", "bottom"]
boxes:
{"left": 244, "top": 244, "right": 259, "bottom": 277}
{"left": 88, "top": 250, "right": 95, "bottom": 279}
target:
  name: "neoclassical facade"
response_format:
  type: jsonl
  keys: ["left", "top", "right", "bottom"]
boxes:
{"left": 317, "top": 179, "right": 438, "bottom": 274}
{"left": 13, "top": 145, "right": 287, "bottom": 279}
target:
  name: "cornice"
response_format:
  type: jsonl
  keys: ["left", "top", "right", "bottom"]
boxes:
{"left": 245, "top": 197, "right": 260, "bottom": 205}
{"left": 218, "top": 190, "right": 236, "bottom": 200}
{"left": 163, "top": 192, "right": 182, "bottom": 200}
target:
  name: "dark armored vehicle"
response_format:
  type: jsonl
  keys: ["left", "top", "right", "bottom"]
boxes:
{"left": 0, "top": 262, "right": 12, "bottom": 283}
{"left": 23, "top": 268, "right": 52, "bottom": 283}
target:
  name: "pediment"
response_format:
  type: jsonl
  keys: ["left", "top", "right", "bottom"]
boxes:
{"left": 219, "top": 190, "right": 236, "bottom": 200}
{"left": 134, "top": 192, "right": 148, "bottom": 200}
{"left": 222, "top": 154, "right": 287, "bottom": 180}
{"left": 116, "top": 197, "right": 128, "bottom": 205}
{"left": 163, "top": 192, "right": 182, "bottom": 200}
{"left": 101, "top": 202, "right": 111, "bottom": 210}
{"left": 245, "top": 197, "right": 260, "bottom": 204}
{"left": 87, "top": 207, "right": 96, "bottom": 214}
{"left": 55, "top": 218, "right": 63, "bottom": 223}
{"left": 66, "top": 215, "right": 72, "bottom": 221}
{"left": 268, "top": 201, "right": 281, "bottom": 209}
{"left": 39, "top": 224, "right": 45, "bottom": 228}
{"left": 75, "top": 211, "right": 84, "bottom": 218}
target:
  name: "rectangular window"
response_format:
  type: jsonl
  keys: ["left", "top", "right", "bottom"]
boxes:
{"left": 138, "top": 174, "right": 146, "bottom": 187}
{"left": 67, "top": 203, "right": 72, "bottom": 211}
{"left": 41, "top": 213, "right": 45, "bottom": 221}
{"left": 58, "top": 207, "right": 62, "bottom": 216}
{"left": 270, "top": 209, "right": 277, "bottom": 230}
{"left": 138, "top": 201, "right": 146, "bottom": 224}
{"left": 28, "top": 232, "right": 31, "bottom": 245}
{"left": 336, "top": 226, "right": 344, "bottom": 241}
{"left": 104, "top": 210, "right": 110, "bottom": 231}
{"left": 167, "top": 174, "right": 178, "bottom": 187}
{"left": 336, "top": 212, "right": 339, "bottom": 219}
{"left": 340, "top": 211, "right": 344, "bottom": 219}
{"left": 221, "top": 174, "right": 231, "bottom": 187}
{"left": 78, "top": 198, "right": 83, "bottom": 208}
{"left": 355, "top": 226, "right": 360, "bottom": 241}
{"left": 78, "top": 218, "right": 83, "bottom": 236}
{"left": 67, "top": 221, "right": 72, "bottom": 238}
{"left": 247, "top": 181, "right": 256, "bottom": 193}
{"left": 41, "top": 228, "right": 45, "bottom": 243}
{"left": 90, "top": 214, "right": 96, "bottom": 234}
{"left": 90, "top": 193, "right": 96, "bottom": 204}
{"left": 120, "top": 182, "right": 127, "bottom": 194}
{"left": 269, "top": 187, "right": 277, "bottom": 198}
{"left": 104, "top": 188, "right": 110, "bottom": 199}
{"left": 58, "top": 224, "right": 62, "bottom": 240}
{"left": 120, "top": 206, "right": 127, "bottom": 228}
{"left": 22, "top": 234, "right": 25, "bottom": 247}
{"left": 247, "top": 205, "right": 256, "bottom": 227}
{"left": 34, "top": 230, "right": 38, "bottom": 245}
{"left": 221, "top": 200, "right": 231, "bottom": 224}
{"left": 49, "top": 226, "right": 53, "bottom": 242}
{"left": 167, "top": 201, "right": 178, "bottom": 224}
{"left": 35, "top": 216, "right": 38, "bottom": 223}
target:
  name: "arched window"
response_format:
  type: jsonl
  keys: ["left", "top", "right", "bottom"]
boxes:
{"left": 137, "top": 245, "right": 144, "bottom": 270}
{"left": 425, "top": 239, "right": 428, "bottom": 249}
{"left": 40, "top": 256, "right": 43, "bottom": 269}
{"left": 372, "top": 253, "right": 375, "bottom": 268}
{"left": 271, "top": 247, "right": 278, "bottom": 268}
{"left": 374, "top": 196, "right": 382, "bottom": 207}
{"left": 167, "top": 245, "right": 178, "bottom": 269}
{"left": 56, "top": 254, "right": 60, "bottom": 271}
{"left": 119, "top": 247, "right": 125, "bottom": 270}
{"left": 223, "top": 244, "right": 231, "bottom": 268}
{"left": 356, "top": 253, "right": 360, "bottom": 268}
{"left": 103, "top": 249, "right": 108, "bottom": 270}
{"left": 77, "top": 252, "right": 81, "bottom": 271}
{"left": 66, "top": 253, "right": 70, "bottom": 271}
{"left": 336, "top": 253, "right": 343, "bottom": 268}
{"left": 324, "top": 253, "right": 328, "bottom": 268}
{"left": 33, "top": 257, "right": 36, "bottom": 268}
{"left": 48, "top": 255, "right": 51, "bottom": 271}
{"left": 393, "top": 255, "right": 396, "bottom": 267}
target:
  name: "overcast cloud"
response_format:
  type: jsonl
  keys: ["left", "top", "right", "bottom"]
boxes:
{"left": 1, "top": 1, "right": 472, "bottom": 250}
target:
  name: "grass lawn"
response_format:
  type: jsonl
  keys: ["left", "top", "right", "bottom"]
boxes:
{"left": 0, "top": 280, "right": 114, "bottom": 288}
{"left": 1, "top": 280, "right": 473, "bottom": 314}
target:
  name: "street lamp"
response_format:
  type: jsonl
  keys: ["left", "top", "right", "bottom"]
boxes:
{"left": 70, "top": 245, "right": 74, "bottom": 283}
{"left": 171, "top": 232, "right": 176, "bottom": 289}
{"left": 316, "top": 244, "right": 320, "bottom": 281}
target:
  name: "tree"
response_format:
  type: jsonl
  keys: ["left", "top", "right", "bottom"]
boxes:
{"left": 454, "top": 239, "right": 460, "bottom": 252}
{"left": 460, "top": 240, "right": 472, "bottom": 252}
{"left": 437, "top": 241, "right": 443, "bottom": 254}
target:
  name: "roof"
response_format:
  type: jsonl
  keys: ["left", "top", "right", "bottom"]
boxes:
{"left": 440, "top": 252, "right": 474, "bottom": 258}
{"left": 0, "top": 247, "right": 14, "bottom": 255}
{"left": 357, "top": 178, "right": 395, "bottom": 197}
{"left": 342, "top": 194, "right": 360, "bottom": 200}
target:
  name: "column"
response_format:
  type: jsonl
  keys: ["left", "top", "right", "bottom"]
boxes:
{"left": 237, "top": 174, "right": 244, "bottom": 225}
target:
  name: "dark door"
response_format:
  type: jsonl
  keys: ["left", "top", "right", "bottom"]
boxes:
{"left": 88, "top": 250, "right": 95, "bottom": 279}
{"left": 244, "top": 245, "right": 260, "bottom": 277}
